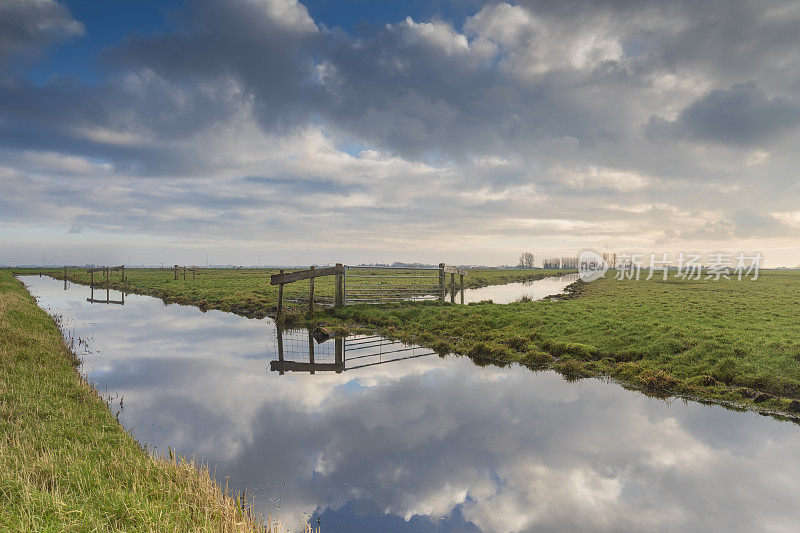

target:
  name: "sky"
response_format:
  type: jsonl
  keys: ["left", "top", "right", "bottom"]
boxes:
{"left": 1, "top": 0, "right": 799, "bottom": 267}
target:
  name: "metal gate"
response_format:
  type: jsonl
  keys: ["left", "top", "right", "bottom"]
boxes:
{"left": 343, "top": 265, "right": 444, "bottom": 304}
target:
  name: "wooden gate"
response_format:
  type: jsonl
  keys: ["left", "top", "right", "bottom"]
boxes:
{"left": 270, "top": 263, "right": 467, "bottom": 314}
{"left": 343, "top": 265, "right": 444, "bottom": 304}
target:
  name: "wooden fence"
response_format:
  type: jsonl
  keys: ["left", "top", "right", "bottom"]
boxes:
{"left": 173, "top": 265, "right": 198, "bottom": 280}
{"left": 86, "top": 265, "right": 125, "bottom": 285}
{"left": 270, "top": 264, "right": 344, "bottom": 315}
{"left": 270, "top": 263, "right": 468, "bottom": 315}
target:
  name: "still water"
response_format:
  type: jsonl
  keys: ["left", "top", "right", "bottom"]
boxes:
{"left": 21, "top": 276, "right": 800, "bottom": 533}
{"left": 461, "top": 274, "right": 579, "bottom": 304}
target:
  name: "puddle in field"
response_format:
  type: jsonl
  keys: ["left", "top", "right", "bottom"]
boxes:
{"left": 20, "top": 275, "right": 800, "bottom": 533}
{"left": 460, "top": 274, "right": 579, "bottom": 304}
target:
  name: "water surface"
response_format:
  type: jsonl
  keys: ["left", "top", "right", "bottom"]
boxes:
{"left": 461, "top": 274, "right": 579, "bottom": 304}
{"left": 21, "top": 275, "right": 800, "bottom": 533}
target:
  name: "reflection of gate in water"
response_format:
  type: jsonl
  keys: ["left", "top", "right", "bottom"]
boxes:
{"left": 270, "top": 329, "right": 437, "bottom": 375}
{"left": 86, "top": 286, "right": 125, "bottom": 305}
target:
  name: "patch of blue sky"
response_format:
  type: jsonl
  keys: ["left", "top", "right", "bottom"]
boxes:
{"left": 21, "top": 0, "right": 184, "bottom": 85}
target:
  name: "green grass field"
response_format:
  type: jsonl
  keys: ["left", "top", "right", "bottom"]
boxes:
{"left": 325, "top": 270, "right": 800, "bottom": 416}
{"left": 0, "top": 271, "right": 273, "bottom": 531}
{"left": 16, "top": 266, "right": 573, "bottom": 317}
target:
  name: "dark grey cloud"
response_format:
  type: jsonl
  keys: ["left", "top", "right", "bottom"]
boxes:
{"left": 102, "top": 1, "right": 604, "bottom": 161}
{"left": 105, "top": 0, "right": 323, "bottom": 132}
{"left": 0, "top": 72, "right": 260, "bottom": 176}
{"left": 6, "top": 0, "right": 799, "bottom": 163}
{"left": 0, "top": 0, "right": 84, "bottom": 64}
{"left": 648, "top": 82, "right": 800, "bottom": 146}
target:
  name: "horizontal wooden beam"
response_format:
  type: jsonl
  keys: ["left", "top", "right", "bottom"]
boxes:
{"left": 86, "top": 298, "right": 124, "bottom": 305}
{"left": 269, "top": 361, "right": 344, "bottom": 373}
{"left": 443, "top": 265, "right": 468, "bottom": 276}
{"left": 270, "top": 265, "right": 343, "bottom": 285}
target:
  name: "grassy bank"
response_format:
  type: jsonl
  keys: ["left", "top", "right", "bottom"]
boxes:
{"left": 323, "top": 270, "right": 800, "bottom": 417}
{"left": 15, "top": 267, "right": 573, "bottom": 318}
{"left": 0, "top": 271, "right": 269, "bottom": 531}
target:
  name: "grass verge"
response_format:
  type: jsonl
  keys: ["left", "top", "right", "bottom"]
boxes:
{"left": 0, "top": 271, "right": 274, "bottom": 531}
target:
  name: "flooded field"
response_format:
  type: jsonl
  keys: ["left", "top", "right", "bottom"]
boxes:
{"left": 21, "top": 275, "right": 800, "bottom": 532}
{"left": 461, "top": 273, "right": 579, "bottom": 304}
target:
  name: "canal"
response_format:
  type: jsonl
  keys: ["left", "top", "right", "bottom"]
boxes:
{"left": 20, "top": 275, "right": 800, "bottom": 532}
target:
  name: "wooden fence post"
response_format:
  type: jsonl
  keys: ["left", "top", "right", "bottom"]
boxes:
{"left": 308, "top": 330, "right": 315, "bottom": 375}
{"left": 439, "top": 263, "right": 446, "bottom": 301}
{"left": 90, "top": 270, "right": 94, "bottom": 287}
{"left": 276, "top": 327, "right": 285, "bottom": 375}
{"left": 334, "top": 264, "right": 343, "bottom": 308}
{"left": 308, "top": 265, "right": 315, "bottom": 313}
{"left": 174, "top": 265, "right": 178, "bottom": 280}
{"left": 460, "top": 274, "right": 465, "bottom": 304}
{"left": 450, "top": 273, "right": 455, "bottom": 303}
{"left": 277, "top": 269, "right": 285, "bottom": 316}
{"left": 335, "top": 337, "right": 343, "bottom": 369}
{"left": 64, "top": 266, "right": 67, "bottom": 279}
{"left": 121, "top": 265, "right": 125, "bottom": 282}
{"left": 105, "top": 267, "right": 109, "bottom": 282}
{"left": 183, "top": 267, "right": 186, "bottom": 280}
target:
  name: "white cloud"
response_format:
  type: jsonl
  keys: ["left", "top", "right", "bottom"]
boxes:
{"left": 399, "top": 17, "right": 469, "bottom": 55}
{"left": 554, "top": 165, "right": 652, "bottom": 192}
{"left": 466, "top": 3, "right": 623, "bottom": 77}
{"left": 247, "top": 0, "right": 318, "bottom": 33}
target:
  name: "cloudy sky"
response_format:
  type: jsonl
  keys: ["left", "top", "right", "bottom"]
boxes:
{"left": 2, "top": 0, "right": 799, "bottom": 266}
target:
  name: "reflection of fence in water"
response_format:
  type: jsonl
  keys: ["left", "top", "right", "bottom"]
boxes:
{"left": 86, "top": 286, "right": 125, "bottom": 305}
{"left": 343, "top": 335, "right": 436, "bottom": 370}
{"left": 270, "top": 330, "right": 436, "bottom": 375}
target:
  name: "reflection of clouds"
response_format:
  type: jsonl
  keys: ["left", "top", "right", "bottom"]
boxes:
{"left": 462, "top": 274, "right": 579, "bottom": 304}
{"left": 464, "top": 462, "right": 626, "bottom": 533}
{"left": 22, "top": 276, "right": 800, "bottom": 532}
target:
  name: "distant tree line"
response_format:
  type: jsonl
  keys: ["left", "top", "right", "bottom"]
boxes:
{"left": 518, "top": 251, "right": 619, "bottom": 269}
{"left": 602, "top": 252, "right": 617, "bottom": 268}
{"left": 542, "top": 257, "right": 578, "bottom": 269}
{"left": 517, "top": 252, "right": 535, "bottom": 268}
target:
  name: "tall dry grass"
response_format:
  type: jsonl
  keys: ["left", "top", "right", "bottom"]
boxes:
{"left": 0, "top": 271, "right": 316, "bottom": 531}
